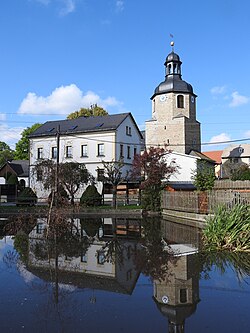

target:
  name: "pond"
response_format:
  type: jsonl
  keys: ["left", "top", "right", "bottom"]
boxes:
{"left": 0, "top": 215, "right": 250, "bottom": 333}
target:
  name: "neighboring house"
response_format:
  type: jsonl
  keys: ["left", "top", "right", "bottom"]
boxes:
{"left": 221, "top": 144, "right": 250, "bottom": 178}
{"left": 0, "top": 160, "right": 29, "bottom": 187}
{"left": 29, "top": 113, "right": 143, "bottom": 201}
{"left": 165, "top": 151, "right": 214, "bottom": 191}
{"left": 202, "top": 150, "right": 223, "bottom": 178}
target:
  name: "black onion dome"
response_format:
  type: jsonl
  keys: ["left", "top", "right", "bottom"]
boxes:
{"left": 154, "top": 78, "right": 193, "bottom": 95}
{"left": 166, "top": 51, "right": 180, "bottom": 62}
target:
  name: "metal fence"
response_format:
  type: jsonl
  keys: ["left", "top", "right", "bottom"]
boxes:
{"left": 162, "top": 190, "right": 250, "bottom": 214}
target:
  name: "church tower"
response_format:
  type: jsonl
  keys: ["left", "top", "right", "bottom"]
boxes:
{"left": 145, "top": 42, "right": 201, "bottom": 154}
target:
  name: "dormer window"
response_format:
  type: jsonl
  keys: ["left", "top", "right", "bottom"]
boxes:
{"left": 239, "top": 147, "right": 244, "bottom": 154}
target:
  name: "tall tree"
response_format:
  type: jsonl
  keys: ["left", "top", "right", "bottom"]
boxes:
{"left": 0, "top": 141, "right": 14, "bottom": 167}
{"left": 132, "top": 147, "right": 177, "bottom": 211}
{"left": 33, "top": 160, "right": 92, "bottom": 205}
{"left": 67, "top": 104, "right": 108, "bottom": 119}
{"left": 102, "top": 159, "right": 126, "bottom": 208}
{"left": 15, "top": 123, "right": 42, "bottom": 160}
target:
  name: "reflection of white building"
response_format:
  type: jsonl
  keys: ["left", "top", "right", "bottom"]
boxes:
{"left": 28, "top": 113, "right": 143, "bottom": 201}
{"left": 27, "top": 217, "right": 141, "bottom": 295}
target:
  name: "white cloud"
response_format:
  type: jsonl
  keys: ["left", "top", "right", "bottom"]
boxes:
{"left": 244, "top": 130, "right": 250, "bottom": 138}
{"left": 18, "top": 84, "right": 122, "bottom": 115}
{"left": 210, "top": 86, "right": 226, "bottom": 95}
{"left": 0, "top": 113, "right": 6, "bottom": 121}
{"left": 209, "top": 133, "right": 231, "bottom": 144}
{"left": 35, "top": 0, "right": 50, "bottom": 5}
{"left": 229, "top": 91, "right": 249, "bottom": 107}
{"left": 116, "top": 0, "right": 124, "bottom": 12}
{"left": 33, "top": 0, "right": 76, "bottom": 16}
{"left": 0, "top": 124, "right": 24, "bottom": 149}
{"left": 59, "top": 0, "right": 75, "bottom": 16}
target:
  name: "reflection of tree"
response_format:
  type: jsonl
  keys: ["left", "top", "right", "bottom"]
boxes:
{"left": 135, "top": 217, "right": 177, "bottom": 281}
{"left": 4, "top": 214, "right": 37, "bottom": 235}
{"left": 2, "top": 249, "right": 19, "bottom": 269}
{"left": 201, "top": 251, "right": 250, "bottom": 283}
{"left": 80, "top": 217, "right": 102, "bottom": 238}
{"left": 14, "top": 233, "right": 29, "bottom": 262}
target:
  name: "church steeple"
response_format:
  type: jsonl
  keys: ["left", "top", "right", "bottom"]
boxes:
{"left": 164, "top": 42, "right": 182, "bottom": 78}
{"left": 145, "top": 41, "right": 201, "bottom": 154}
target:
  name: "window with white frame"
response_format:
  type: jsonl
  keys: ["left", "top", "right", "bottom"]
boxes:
{"left": 120, "top": 144, "right": 124, "bottom": 158}
{"left": 37, "top": 147, "right": 43, "bottom": 159}
{"left": 51, "top": 147, "right": 57, "bottom": 159}
{"left": 97, "top": 250, "right": 105, "bottom": 265}
{"left": 81, "top": 144, "right": 88, "bottom": 157}
{"left": 127, "top": 145, "right": 131, "bottom": 159}
{"left": 97, "top": 143, "right": 104, "bottom": 156}
{"left": 66, "top": 145, "right": 72, "bottom": 158}
{"left": 97, "top": 168, "right": 105, "bottom": 181}
{"left": 126, "top": 126, "right": 132, "bottom": 136}
{"left": 37, "top": 169, "right": 42, "bottom": 181}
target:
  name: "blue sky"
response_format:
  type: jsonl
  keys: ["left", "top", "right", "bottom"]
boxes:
{"left": 0, "top": 0, "right": 250, "bottom": 151}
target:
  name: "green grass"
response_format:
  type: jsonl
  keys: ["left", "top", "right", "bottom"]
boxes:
{"left": 203, "top": 204, "right": 250, "bottom": 252}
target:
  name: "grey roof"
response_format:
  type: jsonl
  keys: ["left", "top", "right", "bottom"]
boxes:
{"left": 222, "top": 144, "right": 250, "bottom": 158}
{"left": 166, "top": 51, "right": 181, "bottom": 62}
{"left": 153, "top": 76, "right": 194, "bottom": 97}
{"left": 5, "top": 160, "right": 29, "bottom": 177}
{"left": 29, "top": 113, "right": 143, "bottom": 139}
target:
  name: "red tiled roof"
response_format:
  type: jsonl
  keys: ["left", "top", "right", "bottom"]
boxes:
{"left": 202, "top": 150, "right": 223, "bottom": 164}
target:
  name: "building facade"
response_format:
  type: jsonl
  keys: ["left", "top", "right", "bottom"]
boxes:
{"left": 29, "top": 113, "right": 143, "bottom": 201}
{"left": 145, "top": 43, "right": 201, "bottom": 154}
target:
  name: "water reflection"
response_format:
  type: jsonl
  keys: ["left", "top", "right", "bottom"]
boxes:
{"left": 1, "top": 214, "right": 250, "bottom": 333}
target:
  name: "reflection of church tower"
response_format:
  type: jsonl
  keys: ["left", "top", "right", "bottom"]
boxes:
{"left": 153, "top": 253, "right": 200, "bottom": 333}
{"left": 145, "top": 42, "right": 201, "bottom": 154}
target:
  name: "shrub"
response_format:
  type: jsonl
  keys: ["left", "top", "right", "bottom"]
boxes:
{"left": 192, "top": 160, "right": 216, "bottom": 191}
{"left": 17, "top": 187, "right": 37, "bottom": 206}
{"left": 7, "top": 174, "right": 18, "bottom": 185}
{"left": 48, "top": 185, "right": 69, "bottom": 206}
{"left": 80, "top": 185, "right": 102, "bottom": 207}
{"left": 231, "top": 164, "right": 250, "bottom": 181}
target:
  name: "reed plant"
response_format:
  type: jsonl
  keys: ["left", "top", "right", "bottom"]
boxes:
{"left": 203, "top": 204, "right": 250, "bottom": 252}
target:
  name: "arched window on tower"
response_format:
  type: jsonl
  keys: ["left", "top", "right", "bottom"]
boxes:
{"left": 177, "top": 95, "right": 184, "bottom": 108}
{"left": 168, "top": 64, "right": 171, "bottom": 74}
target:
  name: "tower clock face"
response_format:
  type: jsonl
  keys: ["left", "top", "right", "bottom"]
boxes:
{"left": 191, "top": 96, "right": 195, "bottom": 103}
{"left": 159, "top": 94, "right": 167, "bottom": 102}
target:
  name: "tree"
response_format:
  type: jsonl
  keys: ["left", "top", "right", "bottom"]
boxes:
{"left": 192, "top": 160, "right": 216, "bottom": 191}
{"left": 15, "top": 123, "right": 42, "bottom": 160}
{"left": 33, "top": 160, "right": 92, "bottom": 205}
{"left": 102, "top": 159, "right": 126, "bottom": 208}
{"left": 231, "top": 164, "right": 250, "bottom": 181}
{"left": 0, "top": 141, "right": 14, "bottom": 167}
{"left": 67, "top": 104, "right": 108, "bottom": 119}
{"left": 59, "top": 162, "right": 92, "bottom": 205}
{"left": 80, "top": 185, "right": 102, "bottom": 206}
{"left": 132, "top": 147, "right": 177, "bottom": 211}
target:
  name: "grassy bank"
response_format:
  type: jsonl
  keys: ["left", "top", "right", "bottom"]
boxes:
{"left": 203, "top": 204, "right": 250, "bottom": 252}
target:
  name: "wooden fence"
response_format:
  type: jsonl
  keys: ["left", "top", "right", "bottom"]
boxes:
{"left": 214, "top": 180, "right": 250, "bottom": 190}
{"left": 162, "top": 190, "right": 250, "bottom": 214}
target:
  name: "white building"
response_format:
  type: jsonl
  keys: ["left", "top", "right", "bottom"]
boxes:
{"left": 29, "top": 113, "right": 143, "bottom": 201}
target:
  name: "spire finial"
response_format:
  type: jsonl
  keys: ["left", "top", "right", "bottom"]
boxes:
{"left": 170, "top": 34, "right": 174, "bottom": 52}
